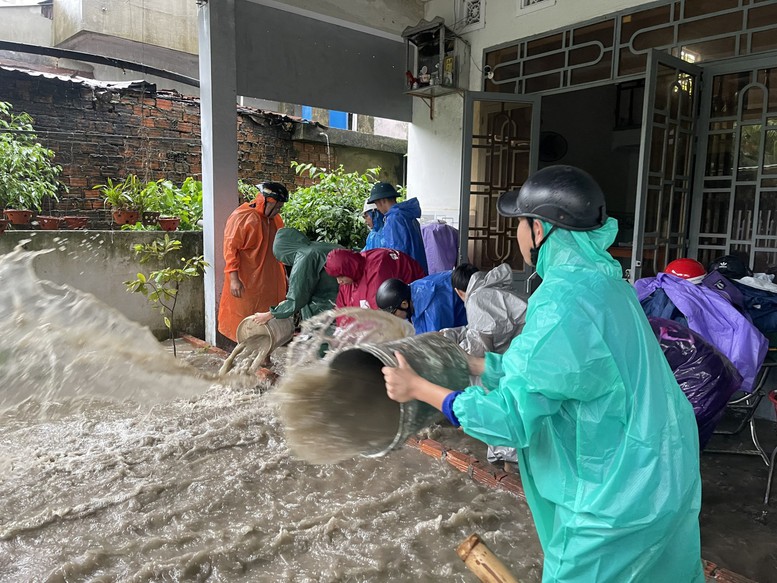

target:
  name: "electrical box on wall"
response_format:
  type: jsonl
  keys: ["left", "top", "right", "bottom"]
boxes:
{"left": 402, "top": 17, "right": 470, "bottom": 97}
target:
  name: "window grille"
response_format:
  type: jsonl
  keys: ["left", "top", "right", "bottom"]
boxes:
{"left": 519, "top": 0, "right": 556, "bottom": 12}
{"left": 459, "top": 0, "right": 484, "bottom": 33}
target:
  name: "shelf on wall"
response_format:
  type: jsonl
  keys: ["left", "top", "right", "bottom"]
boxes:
{"left": 404, "top": 86, "right": 464, "bottom": 120}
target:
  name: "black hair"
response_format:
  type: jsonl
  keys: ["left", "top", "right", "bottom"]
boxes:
{"left": 451, "top": 263, "right": 480, "bottom": 292}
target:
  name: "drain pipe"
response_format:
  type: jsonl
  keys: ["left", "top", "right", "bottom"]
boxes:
{"left": 319, "top": 131, "right": 331, "bottom": 169}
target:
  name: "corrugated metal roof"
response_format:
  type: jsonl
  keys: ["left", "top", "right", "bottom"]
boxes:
{"left": 0, "top": 65, "right": 153, "bottom": 91}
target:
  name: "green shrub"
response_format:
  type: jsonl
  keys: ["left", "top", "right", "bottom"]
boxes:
{"left": 281, "top": 162, "right": 379, "bottom": 249}
{"left": 0, "top": 101, "right": 65, "bottom": 210}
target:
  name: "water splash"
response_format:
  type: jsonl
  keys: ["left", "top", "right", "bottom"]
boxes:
{"left": 0, "top": 244, "right": 212, "bottom": 413}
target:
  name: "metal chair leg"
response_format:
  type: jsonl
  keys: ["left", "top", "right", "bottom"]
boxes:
{"left": 764, "top": 445, "right": 777, "bottom": 505}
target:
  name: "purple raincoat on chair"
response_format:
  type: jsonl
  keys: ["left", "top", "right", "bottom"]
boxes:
{"left": 648, "top": 317, "right": 743, "bottom": 448}
{"left": 635, "top": 273, "right": 768, "bottom": 392}
{"left": 421, "top": 221, "right": 459, "bottom": 274}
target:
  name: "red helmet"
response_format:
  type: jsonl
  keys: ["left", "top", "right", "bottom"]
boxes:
{"left": 665, "top": 258, "right": 706, "bottom": 281}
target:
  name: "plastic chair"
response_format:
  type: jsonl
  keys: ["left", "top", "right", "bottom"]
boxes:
{"left": 765, "top": 390, "right": 777, "bottom": 505}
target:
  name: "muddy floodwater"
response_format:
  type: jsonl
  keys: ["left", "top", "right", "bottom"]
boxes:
{"left": 0, "top": 248, "right": 544, "bottom": 582}
{"left": 3, "top": 245, "right": 777, "bottom": 583}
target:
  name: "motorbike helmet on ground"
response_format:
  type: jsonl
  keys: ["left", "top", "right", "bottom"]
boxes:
{"left": 707, "top": 254, "right": 752, "bottom": 280}
{"left": 665, "top": 258, "right": 706, "bottom": 284}
{"left": 258, "top": 182, "right": 289, "bottom": 203}
{"left": 496, "top": 165, "right": 607, "bottom": 231}
{"left": 367, "top": 182, "right": 400, "bottom": 204}
{"left": 376, "top": 278, "right": 412, "bottom": 315}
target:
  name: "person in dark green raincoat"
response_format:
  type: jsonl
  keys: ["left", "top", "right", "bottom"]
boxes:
{"left": 382, "top": 166, "right": 704, "bottom": 583}
{"left": 252, "top": 228, "right": 342, "bottom": 325}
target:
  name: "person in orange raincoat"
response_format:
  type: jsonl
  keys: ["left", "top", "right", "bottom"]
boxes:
{"left": 217, "top": 182, "right": 289, "bottom": 343}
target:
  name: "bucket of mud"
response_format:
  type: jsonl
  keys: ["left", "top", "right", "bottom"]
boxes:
{"left": 276, "top": 333, "right": 471, "bottom": 464}
{"left": 219, "top": 316, "right": 296, "bottom": 375}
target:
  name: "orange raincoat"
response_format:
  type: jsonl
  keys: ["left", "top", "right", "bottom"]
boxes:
{"left": 217, "top": 196, "right": 287, "bottom": 341}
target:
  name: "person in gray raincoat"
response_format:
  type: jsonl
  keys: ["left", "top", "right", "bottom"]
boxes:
{"left": 252, "top": 228, "right": 342, "bottom": 325}
{"left": 441, "top": 262, "right": 528, "bottom": 464}
{"left": 441, "top": 262, "right": 527, "bottom": 357}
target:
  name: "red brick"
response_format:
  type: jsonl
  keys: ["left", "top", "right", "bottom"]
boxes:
{"left": 418, "top": 439, "right": 446, "bottom": 459}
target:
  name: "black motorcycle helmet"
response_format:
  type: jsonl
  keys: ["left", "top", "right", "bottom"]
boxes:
{"left": 376, "top": 278, "right": 412, "bottom": 314}
{"left": 258, "top": 181, "right": 289, "bottom": 203}
{"left": 708, "top": 254, "right": 752, "bottom": 280}
{"left": 497, "top": 165, "right": 607, "bottom": 231}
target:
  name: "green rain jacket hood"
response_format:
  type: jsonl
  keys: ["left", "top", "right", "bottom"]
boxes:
{"left": 270, "top": 228, "right": 342, "bottom": 320}
{"left": 452, "top": 217, "right": 704, "bottom": 582}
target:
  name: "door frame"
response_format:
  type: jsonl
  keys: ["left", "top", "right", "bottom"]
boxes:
{"left": 631, "top": 49, "right": 702, "bottom": 282}
{"left": 688, "top": 51, "right": 777, "bottom": 261}
{"left": 458, "top": 90, "right": 541, "bottom": 287}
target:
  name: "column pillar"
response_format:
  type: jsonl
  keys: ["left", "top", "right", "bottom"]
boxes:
{"left": 198, "top": 0, "right": 238, "bottom": 345}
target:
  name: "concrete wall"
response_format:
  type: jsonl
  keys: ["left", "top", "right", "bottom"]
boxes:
{"left": 0, "top": 4, "right": 52, "bottom": 44}
{"left": 0, "top": 230, "right": 205, "bottom": 340}
{"left": 53, "top": 0, "right": 198, "bottom": 54}
{"left": 406, "top": 92, "right": 463, "bottom": 226}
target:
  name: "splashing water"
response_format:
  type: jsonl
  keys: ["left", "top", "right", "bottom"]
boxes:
{"left": 0, "top": 245, "right": 213, "bottom": 412}
{"left": 0, "top": 246, "right": 544, "bottom": 582}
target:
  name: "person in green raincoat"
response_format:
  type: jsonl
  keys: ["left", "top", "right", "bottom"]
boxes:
{"left": 382, "top": 165, "right": 704, "bottom": 582}
{"left": 252, "top": 228, "right": 342, "bottom": 325}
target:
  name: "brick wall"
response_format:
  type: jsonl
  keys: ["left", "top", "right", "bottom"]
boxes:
{"left": 0, "top": 68, "right": 334, "bottom": 227}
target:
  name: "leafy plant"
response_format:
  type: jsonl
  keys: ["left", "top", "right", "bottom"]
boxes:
{"left": 124, "top": 234, "right": 209, "bottom": 355}
{"left": 238, "top": 179, "right": 260, "bottom": 203}
{"left": 281, "top": 162, "right": 379, "bottom": 249}
{"left": 157, "top": 177, "right": 203, "bottom": 230}
{"left": 0, "top": 101, "right": 65, "bottom": 210}
{"left": 95, "top": 175, "right": 143, "bottom": 211}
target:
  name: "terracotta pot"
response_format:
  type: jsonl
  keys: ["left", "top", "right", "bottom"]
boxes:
{"left": 0, "top": 218, "right": 8, "bottom": 236}
{"left": 112, "top": 209, "right": 140, "bottom": 226}
{"left": 37, "top": 216, "right": 64, "bottom": 230}
{"left": 141, "top": 211, "right": 161, "bottom": 226}
{"left": 158, "top": 216, "right": 181, "bottom": 231}
{"left": 63, "top": 216, "right": 89, "bottom": 230}
{"left": 3, "top": 209, "right": 34, "bottom": 226}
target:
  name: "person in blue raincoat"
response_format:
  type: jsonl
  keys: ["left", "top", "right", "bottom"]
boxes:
{"left": 382, "top": 165, "right": 704, "bottom": 583}
{"left": 361, "top": 201, "right": 385, "bottom": 251}
{"left": 367, "top": 182, "right": 428, "bottom": 273}
{"left": 375, "top": 272, "right": 466, "bottom": 335}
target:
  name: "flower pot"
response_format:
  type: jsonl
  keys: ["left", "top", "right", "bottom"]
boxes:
{"left": 63, "top": 216, "right": 89, "bottom": 230}
{"left": 3, "top": 209, "right": 34, "bottom": 226}
{"left": 37, "top": 215, "right": 64, "bottom": 230}
{"left": 112, "top": 209, "right": 140, "bottom": 226}
{"left": 141, "top": 211, "right": 161, "bottom": 226}
{"left": 158, "top": 216, "right": 181, "bottom": 231}
{"left": 0, "top": 218, "right": 8, "bottom": 236}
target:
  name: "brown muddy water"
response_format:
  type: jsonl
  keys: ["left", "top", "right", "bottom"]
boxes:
{"left": 0, "top": 248, "right": 544, "bottom": 582}
{"left": 3, "top": 246, "right": 777, "bottom": 583}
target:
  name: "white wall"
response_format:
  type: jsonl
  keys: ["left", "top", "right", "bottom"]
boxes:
{"left": 408, "top": 0, "right": 651, "bottom": 220}
{"left": 406, "top": 91, "right": 463, "bottom": 227}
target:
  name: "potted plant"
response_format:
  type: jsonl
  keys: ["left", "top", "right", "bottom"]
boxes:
{"left": 37, "top": 215, "right": 64, "bottom": 230}
{"left": 0, "top": 101, "right": 64, "bottom": 226}
{"left": 138, "top": 179, "right": 164, "bottom": 226}
{"left": 95, "top": 175, "right": 141, "bottom": 226}
{"left": 157, "top": 216, "right": 181, "bottom": 231}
